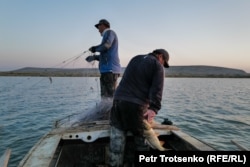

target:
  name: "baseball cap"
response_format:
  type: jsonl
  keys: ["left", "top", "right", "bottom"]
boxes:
{"left": 153, "top": 49, "right": 169, "bottom": 68}
{"left": 95, "top": 19, "right": 110, "bottom": 28}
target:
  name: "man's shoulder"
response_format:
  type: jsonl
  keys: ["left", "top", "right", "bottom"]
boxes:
{"left": 128, "top": 54, "right": 154, "bottom": 65}
{"left": 134, "top": 54, "right": 149, "bottom": 58}
{"left": 103, "top": 29, "right": 117, "bottom": 38}
{"left": 106, "top": 29, "right": 116, "bottom": 34}
{"left": 129, "top": 55, "right": 144, "bottom": 62}
{"left": 132, "top": 54, "right": 156, "bottom": 60}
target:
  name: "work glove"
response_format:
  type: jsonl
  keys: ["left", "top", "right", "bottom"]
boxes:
{"left": 89, "top": 46, "right": 96, "bottom": 53}
{"left": 85, "top": 55, "right": 96, "bottom": 62}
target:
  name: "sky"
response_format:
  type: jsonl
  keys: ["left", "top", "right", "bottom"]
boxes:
{"left": 0, "top": 0, "right": 250, "bottom": 72}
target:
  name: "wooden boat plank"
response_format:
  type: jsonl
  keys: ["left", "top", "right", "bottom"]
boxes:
{"left": 171, "top": 130, "right": 215, "bottom": 151}
{"left": 50, "top": 123, "right": 110, "bottom": 135}
{"left": 231, "top": 140, "right": 249, "bottom": 151}
{"left": 18, "top": 134, "right": 61, "bottom": 167}
{"left": 0, "top": 149, "right": 11, "bottom": 167}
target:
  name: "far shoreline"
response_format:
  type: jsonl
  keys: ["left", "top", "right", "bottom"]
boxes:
{"left": 0, "top": 66, "right": 249, "bottom": 78}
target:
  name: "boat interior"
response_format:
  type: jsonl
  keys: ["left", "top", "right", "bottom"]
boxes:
{"left": 18, "top": 120, "right": 215, "bottom": 167}
{"left": 48, "top": 128, "right": 215, "bottom": 167}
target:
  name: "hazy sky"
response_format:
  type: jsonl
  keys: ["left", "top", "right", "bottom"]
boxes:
{"left": 1, "top": 0, "right": 250, "bottom": 72}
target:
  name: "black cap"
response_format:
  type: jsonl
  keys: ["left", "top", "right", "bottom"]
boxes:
{"left": 152, "top": 49, "right": 169, "bottom": 68}
{"left": 95, "top": 19, "right": 110, "bottom": 28}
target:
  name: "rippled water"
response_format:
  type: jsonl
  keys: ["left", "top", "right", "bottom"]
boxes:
{"left": 0, "top": 77, "right": 250, "bottom": 166}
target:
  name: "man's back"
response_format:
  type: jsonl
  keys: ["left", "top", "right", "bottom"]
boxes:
{"left": 114, "top": 54, "right": 164, "bottom": 111}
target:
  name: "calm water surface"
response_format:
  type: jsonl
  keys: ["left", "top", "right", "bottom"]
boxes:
{"left": 0, "top": 77, "right": 250, "bottom": 167}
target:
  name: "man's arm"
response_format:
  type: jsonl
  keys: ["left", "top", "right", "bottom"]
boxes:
{"left": 148, "top": 63, "right": 165, "bottom": 114}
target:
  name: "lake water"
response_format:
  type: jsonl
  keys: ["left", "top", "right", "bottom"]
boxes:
{"left": 0, "top": 77, "right": 250, "bottom": 166}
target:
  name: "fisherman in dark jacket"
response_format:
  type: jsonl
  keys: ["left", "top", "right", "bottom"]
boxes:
{"left": 109, "top": 49, "right": 170, "bottom": 166}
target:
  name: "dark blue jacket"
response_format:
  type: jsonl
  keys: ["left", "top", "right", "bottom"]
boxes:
{"left": 114, "top": 53, "right": 165, "bottom": 113}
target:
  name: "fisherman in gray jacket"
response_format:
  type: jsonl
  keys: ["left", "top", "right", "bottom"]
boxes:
{"left": 86, "top": 19, "right": 121, "bottom": 98}
{"left": 109, "top": 49, "right": 170, "bottom": 166}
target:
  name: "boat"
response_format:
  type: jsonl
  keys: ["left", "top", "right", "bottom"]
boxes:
{"left": 17, "top": 121, "right": 215, "bottom": 167}
{"left": 17, "top": 101, "right": 216, "bottom": 166}
{"left": 0, "top": 149, "right": 11, "bottom": 167}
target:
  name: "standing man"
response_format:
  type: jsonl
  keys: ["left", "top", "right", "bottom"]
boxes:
{"left": 86, "top": 19, "right": 121, "bottom": 98}
{"left": 109, "top": 49, "right": 170, "bottom": 166}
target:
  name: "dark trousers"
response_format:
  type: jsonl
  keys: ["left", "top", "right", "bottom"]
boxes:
{"left": 109, "top": 126, "right": 149, "bottom": 167}
{"left": 100, "top": 72, "right": 119, "bottom": 98}
{"left": 109, "top": 100, "right": 149, "bottom": 166}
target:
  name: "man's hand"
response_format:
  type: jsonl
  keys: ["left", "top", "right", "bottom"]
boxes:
{"left": 85, "top": 56, "right": 95, "bottom": 62}
{"left": 89, "top": 46, "right": 96, "bottom": 53}
{"left": 143, "top": 109, "right": 156, "bottom": 124}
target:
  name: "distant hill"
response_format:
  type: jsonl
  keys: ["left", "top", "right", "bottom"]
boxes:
{"left": 0, "top": 67, "right": 100, "bottom": 77}
{"left": 165, "top": 65, "right": 249, "bottom": 77}
{"left": 0, "top": 66, "right": 249, "bottom": 78}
